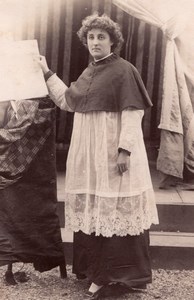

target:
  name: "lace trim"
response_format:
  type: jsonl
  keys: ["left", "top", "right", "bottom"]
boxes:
{"left": 64, "top": 190, "right": 159, "bottom": 237}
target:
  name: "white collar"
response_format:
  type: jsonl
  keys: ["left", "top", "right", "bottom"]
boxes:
{"left": 94, "top": 52, "right": 113, "bottom": 62}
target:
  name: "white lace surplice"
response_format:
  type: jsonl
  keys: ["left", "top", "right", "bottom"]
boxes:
{"left": 64, "top": 110, "right": 159, "bottom": 237}
{"left": 47, "top": 74, "right": 158, "bottom": 237}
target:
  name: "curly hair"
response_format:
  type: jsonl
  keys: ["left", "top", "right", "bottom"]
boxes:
{"left": 77, "top": 13, "right": 124, "bottom": 53}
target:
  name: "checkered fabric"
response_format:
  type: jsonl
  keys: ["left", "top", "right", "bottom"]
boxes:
{"left": 0, "top": 98, "right": 55, "bottom": 188}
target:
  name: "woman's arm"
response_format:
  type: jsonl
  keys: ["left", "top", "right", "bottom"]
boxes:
{"left": 119, "top": 108, "right": 144, "bottom": 153}
{"left": 37, "top": 56, "right": 73, "bottom": 112}
{"left": 46, "top": 74, "right": 73, "bottom": 112}
{"left": 117, "top": 108, "right": 144, "bottom": 174}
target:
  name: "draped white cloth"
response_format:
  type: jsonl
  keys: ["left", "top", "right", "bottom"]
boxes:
{"left": 113, "top": 0, "right": 194, "bottom": 182}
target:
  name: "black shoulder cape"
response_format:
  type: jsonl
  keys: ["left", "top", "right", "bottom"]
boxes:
{"left": 65, "top": 54, "right": 152, "bottom": 112}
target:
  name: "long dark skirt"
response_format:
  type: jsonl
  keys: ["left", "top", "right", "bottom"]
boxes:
{"left": 73, "top": 230, "right": 152, "bottom": 287}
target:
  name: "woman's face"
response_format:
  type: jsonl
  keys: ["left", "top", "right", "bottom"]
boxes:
{"left": 87, "top": 28, "right": 113, "bottom": 60}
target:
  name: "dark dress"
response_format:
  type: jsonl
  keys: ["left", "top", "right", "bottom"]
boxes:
{"left": 73, "top": 230, "right": 152, "bottom": 287}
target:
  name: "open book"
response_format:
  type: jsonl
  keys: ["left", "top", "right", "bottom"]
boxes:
{"left": 0, "top": 39, "right": 48, "bottom": 102}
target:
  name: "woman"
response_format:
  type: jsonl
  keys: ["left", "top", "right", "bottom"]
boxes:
{"left": 39, "top": 13, "right": 158, "bottom": 299}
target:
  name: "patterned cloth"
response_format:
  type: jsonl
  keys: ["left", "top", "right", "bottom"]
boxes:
{"left": 0, "top": 98, "right": 54, "bottom": 188}
{"left": 0, "top": 98, "right": 66, "bottom": 272}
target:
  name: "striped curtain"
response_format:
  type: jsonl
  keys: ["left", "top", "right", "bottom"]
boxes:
{"left": 1, "top": 0, "right": 165, "bottom": 152}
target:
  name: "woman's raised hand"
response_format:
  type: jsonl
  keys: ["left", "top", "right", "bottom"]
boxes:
{"left": 35, "top": 55, "right": 50, "bottom": 75}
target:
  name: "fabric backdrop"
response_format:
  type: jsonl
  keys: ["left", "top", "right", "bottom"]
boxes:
{"left": 113, "top": 0, "right": 194, "bottom": 186}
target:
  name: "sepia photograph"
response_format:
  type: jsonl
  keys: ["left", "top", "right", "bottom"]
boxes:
{"left": 0, "top": 0, "right": 194, "bottom": 299}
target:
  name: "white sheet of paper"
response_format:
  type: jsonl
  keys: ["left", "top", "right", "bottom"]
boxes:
{"left": 0, "top": 39, "right": 48, "bottom": 101}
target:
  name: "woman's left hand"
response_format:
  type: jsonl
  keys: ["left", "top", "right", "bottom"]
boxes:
{"left": 117, "top": 151, "right": 130, "bottom": 175}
